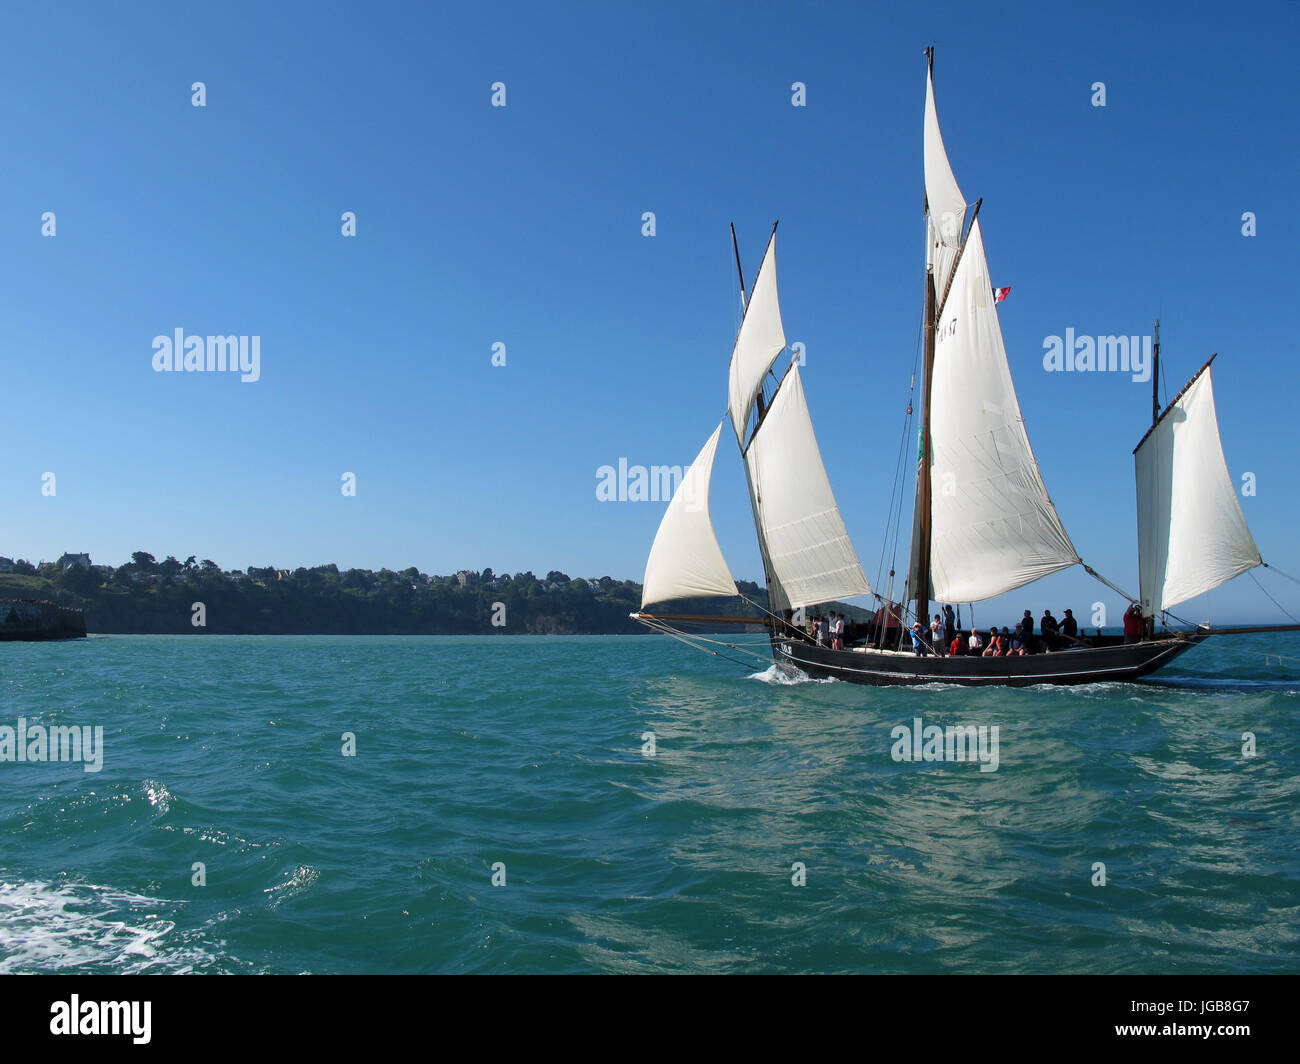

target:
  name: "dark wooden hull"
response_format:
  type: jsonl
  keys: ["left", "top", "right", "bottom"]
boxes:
{"left": 771, "top": 632, "right": 1207, "bottom": 686}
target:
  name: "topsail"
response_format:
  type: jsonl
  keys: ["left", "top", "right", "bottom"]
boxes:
{"left": 924, "top": 62, "right": 967, "bottom": 302}
{"left": 727, "top": 234, "right": 787, "bottom": 441}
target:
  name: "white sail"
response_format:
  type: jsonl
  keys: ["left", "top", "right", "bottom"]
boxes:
{"left": 925, "top": 63, "right": 967, "bottom": 301}
{"left": 743, "top": 363, "right": 872, "bottom": 611}
{"left": 927, "top": 219, "right": 1079, "bottom": 603}
{"left": 640, "top": 421, "right": 739, "bottom": 608}
{"left": 1134, "top": 366, "right": 1261, "bottom": 615}
{"left": 727, "top": 235, "right": 787, "bottom": 441}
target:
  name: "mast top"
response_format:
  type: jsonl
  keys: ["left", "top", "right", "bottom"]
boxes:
{"left": 1151, "top": 319, "right": 1161, "bottom": 427}
{"left": 730, "top": 222, "right": 747, "bottom": 309}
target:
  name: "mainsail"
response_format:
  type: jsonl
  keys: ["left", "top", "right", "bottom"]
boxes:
{"left": 743, "top": 362, "right": 872, "bottom": 611}
{"left": 641, "top": 421, "right": 739, "bottom": 608}
{"left": 926, "top": 219, "right": 1080, "bottom": 602}
{"left": 1134, "top": 364, "right": 1261, "bottom": 615}
{"left": 727, "top": 233, "right": 787, "bottom": 441}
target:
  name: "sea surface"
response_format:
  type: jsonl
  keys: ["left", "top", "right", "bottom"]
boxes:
{"left": 1, "top": 633, "right": 1297, "bottom": 974}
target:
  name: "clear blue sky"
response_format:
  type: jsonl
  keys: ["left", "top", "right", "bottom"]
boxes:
{"left": 2, "top": 0, "right": 1297, "bottom": 624}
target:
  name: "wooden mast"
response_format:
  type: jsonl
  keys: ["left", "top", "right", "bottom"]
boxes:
{"left": 915, "top": 251, "right": 937, "bottom": 635}
{"left": 912, "top": 47, "right": 940, "bottom": 637}
{"left": 1152, "top": 318, "right": 1162, "bottom": 426}
{"left": 1143, "top": 318, "right": 1160, "bottom": 633}
{"left": 730, "top": 222, "right": 747, "bottom": 309}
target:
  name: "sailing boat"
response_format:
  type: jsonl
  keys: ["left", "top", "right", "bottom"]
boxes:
{"left": 632, "top": 49, "right": 1298, "bottom": 687}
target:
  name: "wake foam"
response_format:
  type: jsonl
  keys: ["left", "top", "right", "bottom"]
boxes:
{"left": 0, "top": 876, "right": 220, "bottom": 974}
{"left": 747, "top": 664, "right": 835, "bottom": 685}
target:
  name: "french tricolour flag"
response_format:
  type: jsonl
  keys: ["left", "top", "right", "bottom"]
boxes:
{"left": 992, "top": 286, "right": 1011, "bottom": 304}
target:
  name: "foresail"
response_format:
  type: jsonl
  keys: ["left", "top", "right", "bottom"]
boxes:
{"left": 743, "top": 363, "right": 872, "bottom": 611}
{"left": 1134, "top": 366, "right": 1261, "bottom": 615}
{"left": 925, "top": 64, "right": 967, "bottom": 302}
{"left": 927, "top": 219, "right": 1079, "bottom": 602}
{"left": 727, "top": 235, "right": 787, "bottom": 441}
{"left": 640, "top": 421, "right": 739, "bottom": 608}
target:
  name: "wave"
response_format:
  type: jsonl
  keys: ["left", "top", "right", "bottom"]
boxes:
{"left": 263, "top": 864, "right": 320, "bottom": 909}
{"left": 1151, "top": 677, "right": 1300, "bottom": 693}
{"left": 141, "top": 778, "right": 173, "bottom": 814}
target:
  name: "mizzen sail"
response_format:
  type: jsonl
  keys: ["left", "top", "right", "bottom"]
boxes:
{"left": 1134, "top": 364, "right": 1261, "bottom": 615}
{"left": 640, "top": 421, "right": 739, "bottom": 608}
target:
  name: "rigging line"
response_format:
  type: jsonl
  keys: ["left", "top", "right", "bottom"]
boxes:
{"left": 875, "top": 395, "right": 916, "bottom": 591}
{"left": 874, "top": 410, "right": 906, "bottom": 588}
{"left": 738, "top": 592, "right": 797, "bottom": 630}
{"left": 637, "top": 616, "right": 772, "bottom": 668}
{"left": 641, "top": 616, "right": 868, "bottom": 702}
{"left": 1080, "top": 562, "right": 1137, "bottom": 605}
{"left": 1250, "top": 570, "right": 1300, "bottom": 626}
{"left": 1080, "top": 561, "right": 1192, "bottom": 629}
{"left": 877, "top": 300, "right": 926, "bottom": 593}
{"left": 738, "top": 592, "right": 870, "bottom": 648}
{"left": 889, "top": 347, "right": 921, "bottom": 556}
{"left": 718, "top": 642, "right": 774, "bottom": 655}
{"left": 1261, "top": 561, "right": 1300, "bottom": 588}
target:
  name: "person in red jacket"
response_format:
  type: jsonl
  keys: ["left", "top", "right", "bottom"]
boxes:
{"left": 1123, "top": 604, "right": 1143, "bottom": 644}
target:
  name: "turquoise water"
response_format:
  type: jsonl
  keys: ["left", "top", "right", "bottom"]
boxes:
{"left": 1, "top": 633, "right": 1297, "bottom": 973}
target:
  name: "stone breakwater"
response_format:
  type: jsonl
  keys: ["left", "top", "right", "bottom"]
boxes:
{"left": 0, "top": 599, "right": 87, "bottom": 641}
